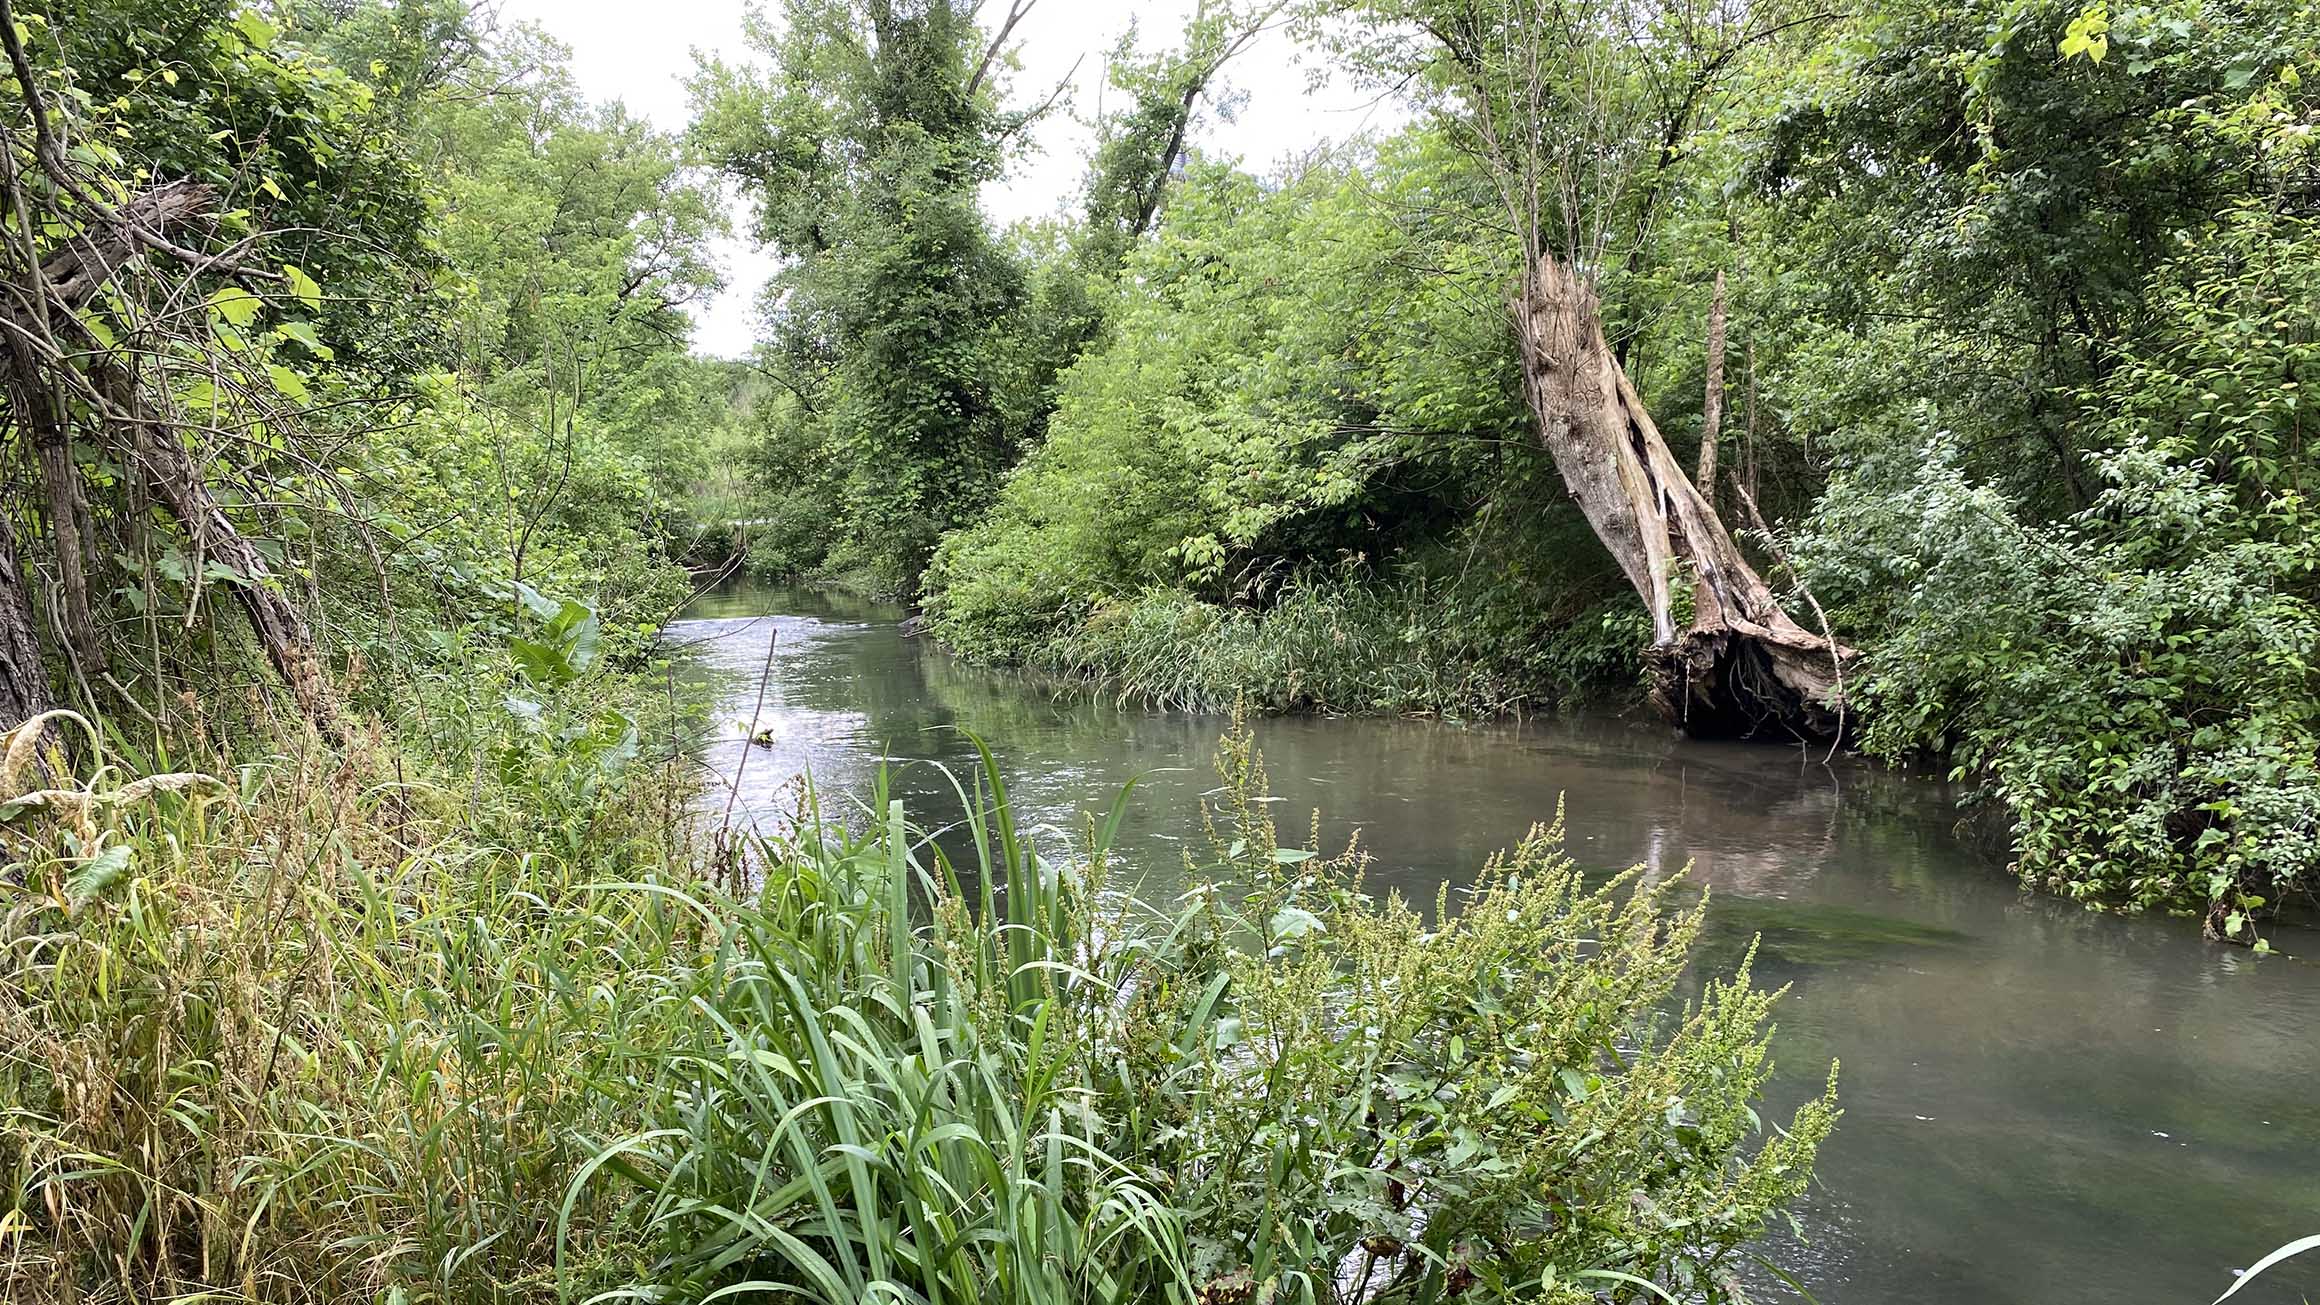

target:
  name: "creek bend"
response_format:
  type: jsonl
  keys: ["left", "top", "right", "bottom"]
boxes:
{"left": 672, "top": 576, "right": 2320, "bottom": 1305}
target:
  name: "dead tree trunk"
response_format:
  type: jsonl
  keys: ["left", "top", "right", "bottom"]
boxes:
{"left": 7, "top": 362, "right": 107, "bottom": 679}
{"left": 1517, "top": 255, "right": 1848, "bottom": 740}
{"left": 0, "top": 176, "right": 340, "bottom": 735}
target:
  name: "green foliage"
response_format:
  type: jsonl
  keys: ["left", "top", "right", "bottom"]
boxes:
{"left": 601, "top": 730, "right": 1839, "bottom": 1304}
{"left": 21, "top": 0, "right": 443, "bottom": 376}
{"left": 696, "top": 2, "right": 1303, "bottom": 595}
{"left": 0, "top": 0, "right": 723, "bottom": 737}
{"left": 1752, "top": 0, "right": 2320, "bottom": 934}
{"left": 925, "top": 140, "right": 1646, "bottom": 712}
{"left": 408, "top": 20, "right": 729, "bottom": 551}
{"left": 908, "top": 0, "right": 2320, "bottom": 939}
{"left": 296, "top": 11, "right": 736, "bottom": 700}
{"left": 0, "top": 0, "right": 452, "bottom": 739}
{"left": 582, "top": 765, "right": 1191, "bottom": 1305}
{"left": 425, "top": 30, "right": 723, "bottom": 393}
{"left": 351, "top": 383, "right": 689, "bottom": 639}
{"left": 1075, "top": 3, "right": 1276, "bottom": 280}
{"left": 1794, "top": 203, "right": 2320, "bottom": 938}
{"left": 1755, "top": 0, "right": 2317, "bottom": 507}
{"left": 1101, "top": 728, "right": 1839, "bottom": 1301}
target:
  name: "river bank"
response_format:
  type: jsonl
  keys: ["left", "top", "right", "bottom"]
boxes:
{"left": 676, "top": 575, "right": 2320, "bottom": 1305}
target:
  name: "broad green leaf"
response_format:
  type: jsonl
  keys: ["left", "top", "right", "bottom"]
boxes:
{"left": 2058, "top": 3, "right": 2109, "bottom": 62}
{"left": 206, "top": 286, "right": 261, "bottom": 327}
{"left": 266, "top": 364, "right": 310, "bottom": 402}
{"left": 68, "top": 846, "right": 134, "bottom": 906}
{"left": 234, "top": 9, "right": 278, "bottom": 49}
{"left": 273, "top": 319, "right": 333, "bottom": 360}
{"left": 1268, "top": 905, "right": 1326, "bottom": 939}
{"left": 283, "top": 263, "right": 321, "bottom": 311}
{"left": 510, "top": 579, "right": 566, "bottom": 621}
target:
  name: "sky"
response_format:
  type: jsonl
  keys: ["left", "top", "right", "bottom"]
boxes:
{"left": 493, "top": 0, "right": 1408, "bottom": 357}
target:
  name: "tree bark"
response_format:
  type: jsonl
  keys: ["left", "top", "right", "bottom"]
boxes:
{"left": 1698, "top": 269, "right": 1725, "bottom": 499}
{"left": 7, "top": 363, "right": 107, "bottom": 679}
{"left": 0, "top": 509, "right": 52, "bottom": 732}
{"left": 17, "top": 180, "right": 215, "bottom": 311}
{"left": 1517, "top": 255, "right": 1848, "bottom": 740}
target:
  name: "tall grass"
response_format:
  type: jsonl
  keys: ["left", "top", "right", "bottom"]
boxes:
{"left": 0, "top": 714, "right": 688, "bottom": 1300}
{"left": 2, "top": 709, "right": 1831, "bottom": 1304}
{"left": 0, "top": 715, "right": 1172, "bottom": 1302}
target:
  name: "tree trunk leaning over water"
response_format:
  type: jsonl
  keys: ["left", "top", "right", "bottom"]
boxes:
{"left": 1517, "top": 255, "right": 1850, "bottom": 740}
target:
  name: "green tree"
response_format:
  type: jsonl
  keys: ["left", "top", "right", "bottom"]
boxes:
{"left": 1006, "top": 3, "right": 1283, "bottom": 453}
{"left": 692, "top": 0, "right": 1036, "bottom": 593}
{"left": 1758, "top": 0, "right": 2317, "bottom": 509}
{"left": 926, "top": 136, "right": 1650, "bottom": 715}
{"left": 1792, "top": 168, "right": 2320, "bottom": 939}
{"left": 417, "top": 24, "right": 727, "bottom": 587}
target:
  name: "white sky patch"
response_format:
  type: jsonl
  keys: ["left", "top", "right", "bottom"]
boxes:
{"left": 493, "top": 0, "right": 1405, "bottom": 358}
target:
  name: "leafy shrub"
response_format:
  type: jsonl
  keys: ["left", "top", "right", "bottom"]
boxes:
{"left": 1795, "top": 206, "right": 2320, "bottom": 939}
{"left": 1079, "top": 728, "right": 1839, "bottom": 1302}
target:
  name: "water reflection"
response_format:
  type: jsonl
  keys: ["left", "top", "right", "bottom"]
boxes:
{"left": 669, "top": 577, "right": 2320, "bottom": 1305}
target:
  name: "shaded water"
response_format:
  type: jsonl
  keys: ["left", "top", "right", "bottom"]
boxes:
{"left": 671, "top": 577, "right": 2320, "bottom": 1304}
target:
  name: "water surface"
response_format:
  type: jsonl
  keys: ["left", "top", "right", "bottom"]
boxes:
{"left": 671, "top": 577, "right": 2320, "bottom": 1305}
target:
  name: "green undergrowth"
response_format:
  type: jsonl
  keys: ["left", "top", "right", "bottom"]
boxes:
{"left": 933, "top": 565, "right": 1651, "bottom": 719}
{"left": 1, "top": 706, "right": 1832, "bottom": 1303}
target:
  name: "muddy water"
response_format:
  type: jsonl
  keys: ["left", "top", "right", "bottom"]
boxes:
{"left": 670, "top": 577, "right": 2320, "bottom": 1304}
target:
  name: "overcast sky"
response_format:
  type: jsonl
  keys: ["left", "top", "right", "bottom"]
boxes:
{"left": 492, "top": 1, "right": 1405, "bottom": 356}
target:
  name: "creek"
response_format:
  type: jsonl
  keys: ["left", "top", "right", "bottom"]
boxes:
{"left": 672, "top": 576, "right": 2320, "bottom": 1304}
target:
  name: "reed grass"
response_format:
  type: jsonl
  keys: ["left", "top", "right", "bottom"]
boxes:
{"left": 1028, "top": 579, "right": 1650, "bottom": 719}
